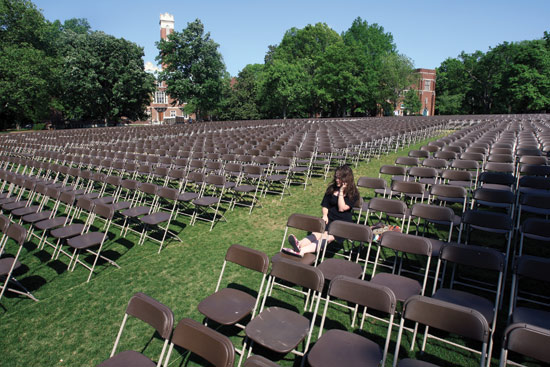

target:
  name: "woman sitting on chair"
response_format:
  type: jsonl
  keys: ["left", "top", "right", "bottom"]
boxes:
{"left": 283, "top": 165, "right": 359, "bottom": 257}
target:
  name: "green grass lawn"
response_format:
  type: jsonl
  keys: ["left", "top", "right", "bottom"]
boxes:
{"left": 0, "top": 136, "right": 544, "bottom": 367}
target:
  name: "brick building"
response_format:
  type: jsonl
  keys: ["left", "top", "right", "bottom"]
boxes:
{"left": 145, "top": 13, "right": 193, "bottom": 124}
{"left": 394, "top": 68, "right": 436, "bottom": 116}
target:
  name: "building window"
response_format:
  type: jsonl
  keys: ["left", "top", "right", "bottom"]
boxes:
{"left": 157, "top": 80, "right": 163, "bottom": 88}
{"left": 154, "top": 91, "right": 166, "bottom": 104}
{"left": 424, "top": 80, "right": 431, "bottom": 91}
{"left": 170, "top": 110, "right": 176, "bottom": 117}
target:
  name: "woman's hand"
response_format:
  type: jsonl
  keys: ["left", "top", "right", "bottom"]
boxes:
{"left": 340, "top": 182, "right": 348, "bottom": 196}
{"left": 322, "top": 214, "right": 329, "bottom": 224}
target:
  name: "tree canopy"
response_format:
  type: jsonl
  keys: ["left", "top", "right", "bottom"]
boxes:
{"left": 219, "top": 17, "right": 416, "bottom": 120}
{"left": 156, "top": 19, "right": 226, "bottom": 120}
{"left": 436, "top": 35, "right": 550, "bottom": 114}
{"left": 0, "top": 0, "right": 154, "bottom": 128}
{"left": 59, "top": 31, "right": 155, "bottom": 122}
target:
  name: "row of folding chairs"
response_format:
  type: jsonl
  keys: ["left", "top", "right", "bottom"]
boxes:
{"left": 99, "top": 235, "right": 550, "bottom": 367}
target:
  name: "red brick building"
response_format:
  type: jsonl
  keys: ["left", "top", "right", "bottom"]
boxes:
{"left": 145, "top": 13, "right": 193, "bottom": 124}
{"left": 394, "top": 68, "right": 436, "bottom": 116}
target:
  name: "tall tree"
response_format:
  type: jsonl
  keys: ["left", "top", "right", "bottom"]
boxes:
{"left": 59, "top": 31, "right": 155, "bottom": 122}
{"left": 343, "top": 17, "right": 397, "bottom": 115}
{"left": 268, "top": 23, "right": 341, "bottom": 117}
{"left": 157, "top": 19, "right": 226, "bottom": 120}
{"left": 378, "top": 52, "right": 416, "bottom": 114}
{"left": 435, "top": 57, "right": 469, "bottom": 115}
{"left": 219, "top": 64, "right": 264, "bottom": 121}
{"left": 402, "top": 89, "right": 422, "bottom": 115}
{"left": 0, "top": 0, "right": 58, "bottom": 129}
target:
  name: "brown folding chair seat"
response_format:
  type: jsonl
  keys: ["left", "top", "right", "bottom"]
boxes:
{"left": 242, "top": 258, "right": 324, "bottom": 365}
{"left": 98, "top": 292, "right": 174, "bottom": 367}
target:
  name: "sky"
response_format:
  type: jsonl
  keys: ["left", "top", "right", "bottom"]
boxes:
{"left": 33, "top": 0, "right": 550, "bottom": 77}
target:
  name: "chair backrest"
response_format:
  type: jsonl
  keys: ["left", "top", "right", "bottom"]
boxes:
{"left": 501, "top": 323, "right": 550, "bottom": 365}
{"left": 125, "top": 292, "right": 174, "bottom": 340}
{"left": 379, "top": 165, "right": 406, "bottom": 176}
{"left": 379, "top": 231, "right": 432, "bottom": 256}
{"left": 94, "top": 203, "right": 115, "bottom": 220}
{"left": 286, "top": 213, "right": 325, "bottom": 233}
{"left": 225, "top": 244, "right": 269, "bottom": 274}
{"left": 357, "top": 176, "right": 386, "bottom": 190}
{"left": 157, "top": 187, "right": 179, "bottom": 201}
{"left": 462, "top": 210, "right": 512, "bottom": 231}
{"left": 411, "top": 203, "right": 455, "bottom": 223}
{"left": 409, "top": 167, "right": 437, "bottom": 178}
{"left": 329, "top": 275, "right": 395, "bottom": 314}
{"left": 441, "top": 169, "right": 472, "bottom": 182}
{"left": 169, "top": 318, "right": 234, "bottom": 367}
{"left": 367, "top": 197, "right": 408, "bottom": 216}
{"left": 271, "top": 257, "right": 324, "bottom": 292}
{"left": 403, "top": 295, "right": 490, "bottom": 343}
{"left": 473, "top": 187, "right": 514, "bottom": 205}
{"left": 514, "top": 255, "right": 550, "bottom": 283}
{"left": 328, "top": 220, "right": 372, "bottom": 243}
{"left": 0, "top": 215, "right": 10, "bottom": 233}
{"left": 6, "top": 223, "right": 26, "bottom": 245}
{"left": 452, "top": 159, "right": 479, "bottom": 170}
{"left": 391, "top": 181, "right": 425, "bottom": 195}
{"left": 439, "top": 243, "right": 505, "bottom": 272}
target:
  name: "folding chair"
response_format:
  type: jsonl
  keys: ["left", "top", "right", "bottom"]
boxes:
{"left": 136, "top": 187, "right": 181, "bottom": 252}
{"left": 263, "top": 157, "right": 292, "bottom": 200}
{"left": 306, "top": 276, "right": 396, "bottom": 367}
{"left": 198, "top": 244, "right": 269, "bottom": 354}
{"left": 428, "top": 184, "right": 469, "bottom": 213}
{"left": 232, "top": 165, "right": 264, "bottom": 214}
{"left": 508, "top": 255, "right": 550, "bottom": 330}
{"left": 241, "top": 258, "right": 324, "bottom": 366}
{"left": 0, "top": 223, "right": 38, "bottom": 304}
{"left": 408, "top": 203, "right": 462, "bottom": 256}
{"left": 191, "top": 174, "right": 229, "bottom": 231}
{"left": 370, "top": 232, "right": 433, "bottom": 303}
{"left": 164, "top": 318, "right": 234, "bottom": 367}
{"left": 63, "top": 203, "right": 119, "bottom": 282}
{"left": 499, "top": 323, "right": 550, "bottom": 366}
{"left": 274, "top": 213, "right": 326, "bottom": 266}
{"left": 98, "top": 292, "right": 174, "bottom": 367}
{"left": 390, "top": 181, "right": 426, "bottom": 205}
{"left": 317, "top": 220, "right": 373, "bottom": 281}
{"left": 120, "top": 182, "right": 159, "bottom": 237}
{"left": 432, "top": 244, "right": 506, "bottom": 365}
{"left": 393, "top": 295, "right": 490, "bottom": 367}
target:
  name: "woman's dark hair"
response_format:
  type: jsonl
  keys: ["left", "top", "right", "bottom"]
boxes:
{"left": 326, "top": 165, "right": 359, "bottom": 203}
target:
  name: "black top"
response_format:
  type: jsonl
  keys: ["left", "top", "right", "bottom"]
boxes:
{"left": 321, "top": 191, "right": 358, "bottom": 224}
